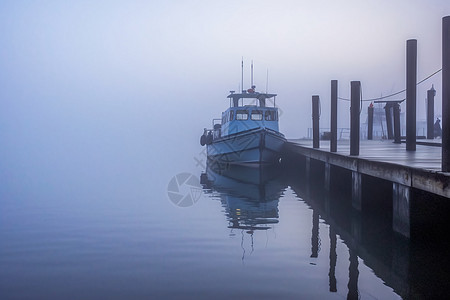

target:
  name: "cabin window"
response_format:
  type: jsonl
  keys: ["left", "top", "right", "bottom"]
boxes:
{"left": 251, "top": 110, "right": 263, "bottom": 120}
{"left": 236, "top": 110, "right": 248, "bottom": 120}
{"left": 229, "top": 110, "right": 234, "bottom": 121}
{"left": 265, "top": 111, "right": 277, "bottom": 121}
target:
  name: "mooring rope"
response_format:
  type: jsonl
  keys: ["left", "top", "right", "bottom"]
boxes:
{"left": 338, "top": 68, "right": 442, "bottom": 102}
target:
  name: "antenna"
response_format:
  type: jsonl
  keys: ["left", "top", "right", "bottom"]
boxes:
{"left": 251, "top": 60, "right": 254, "bottom": 88}
{"left": 241, "top": 57, "right": 244, "bottom": 92}
{"left": 266, "top": 69, "right": 269, "bottom": 93}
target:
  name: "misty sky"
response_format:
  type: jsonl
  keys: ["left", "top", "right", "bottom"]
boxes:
{"left": 1, "top": 0, "right": 450, "bottom": 182}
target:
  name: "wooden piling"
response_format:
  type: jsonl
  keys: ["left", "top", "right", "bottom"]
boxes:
{"left": 367, "top": 104, "right": 374, "bottom": 140}
{"left": 406, "top": 39, "right": 417, "bottom": 151}
{"left": 385, "top": 104, "right": 394, "bottom": 140}
{"left": 312, "top": 95, "right": 320, "bottom": 149}
{"left": 442, "top": 16, "right": 450, "bottom": 171}
{"left": 350, "top": 81, "right": 360, "bottom": 155}
{"left": 331, "top": 80, "right": 338, "bottom": 152}
{"left": 427, "top": 86, "right": 436, "bottom": 139}
{"left": 393, "top": 103, "right": 401, "bottom": 144}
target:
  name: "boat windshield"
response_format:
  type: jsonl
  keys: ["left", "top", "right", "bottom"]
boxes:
{"left": 251, "top": 110, "right": 263, "bottom": 120}
{"left": 236, "top": 110, "right": 248, "bottom": 120}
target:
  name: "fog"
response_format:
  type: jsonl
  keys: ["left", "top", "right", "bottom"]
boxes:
{"left": 1, "top": 0, "right": 450, "bottom": 196}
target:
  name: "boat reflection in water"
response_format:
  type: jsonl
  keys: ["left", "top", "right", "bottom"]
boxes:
{"left": 201, "top": 162, "right": 370, "bottom": 298}
{"left": 201, "top": 161, "right": 287, "bottom": 233}
{"left": 199, "top": 161, "right": 421, "bottom": 298}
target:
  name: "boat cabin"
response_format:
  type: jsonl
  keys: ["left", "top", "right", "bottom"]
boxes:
{"left": 216, "top": 89, "right": 279, "bottom": 138}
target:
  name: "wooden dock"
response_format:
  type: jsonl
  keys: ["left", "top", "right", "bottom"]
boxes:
{"left": 284, "top": 15, "right": 450, "bottom": 240}
{"left": 284, "top": 139, "right": 450, "bottom": 238}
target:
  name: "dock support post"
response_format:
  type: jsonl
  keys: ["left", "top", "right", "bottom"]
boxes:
{"left": 350, "top": 81, "right": 360, "bottom": 155}
{"left": 406, "top": 39, "right": 417, "bottom": 151}
{"left": 324, "top": 162, "right": 331, "bottom": 192}
{"left": 393, "top": 182, "right": 410, "bottom": 238}
{"left": 393, "top": 103, "right": 401, "bottom": 144}
{"left": 351, "top": 209, "right": 362, "bottom": 243}
{"left": 304, "top": 157, "right": 311, "bottom": 199}
{"left": 324, "top": 191, "right": 331, "bottom": 218}
{"left": 323, "top": 162, "right": 331, "bottom": 218}
{"left": 351, "top": 171, "right": 362, "bottom": 211}
{"left": 392, "top": 236, "right": 410, "bottom": 291}
{"left": 427, "top": 85, "right": 436, "bottom": 139}
{"left": 442, "top": 16, "right": 450, "bottom": 171}
{"left": 305, "top": 157, "right": 311, "bottom": 181}
{"left": 367, "top": 104, "right": 374, "bottom": 140}
{"left": 384, "top": 103, "right": 394, "bottom": 140}
{"left": 331, "top": 80, "right": 338, "bottom": 152}
{"left": 312, "top": 95, "right": 320, "bottom": 149}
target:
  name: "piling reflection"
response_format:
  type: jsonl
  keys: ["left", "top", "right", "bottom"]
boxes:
{"left": 288, "top": 167, "right": 450, "bottom": 300}
{"left": 310, "top": 211, "right": 320, "bottom": 258}
{"left": 329, "top": 227, "right": 337, "bottom": 293}
{"left": 347, "top": 249, "right": 359, "bottom": 300}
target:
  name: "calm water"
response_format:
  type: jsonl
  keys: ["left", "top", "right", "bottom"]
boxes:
{"left": 1, "top": 139, "right": 449, "bottom": 299}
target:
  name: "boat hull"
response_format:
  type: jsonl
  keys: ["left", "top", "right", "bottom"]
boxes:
{"left": 207, "top": 128, "right": 286, "bottom": 165}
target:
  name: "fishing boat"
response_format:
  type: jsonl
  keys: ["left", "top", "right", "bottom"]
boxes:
{"left": 200, "top": 85, "right": 286, "bottom": 165}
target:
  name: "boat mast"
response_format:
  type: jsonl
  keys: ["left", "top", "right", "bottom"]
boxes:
{"left": 241, "top": 58, "right": 244, "bottom": 106}
{"left": 251, "top": 60, "right": 254, "bottom": 88}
